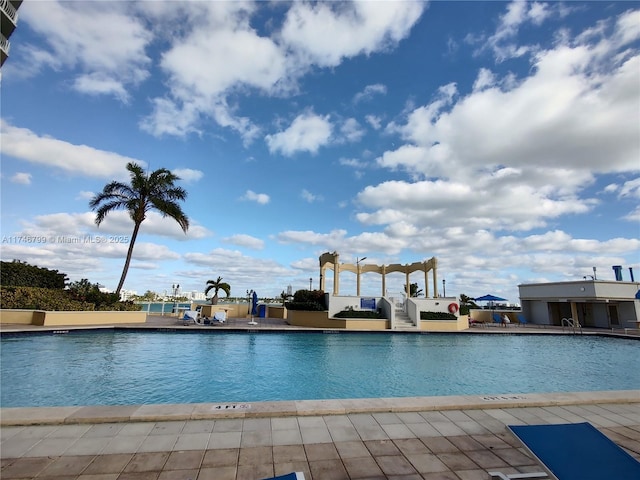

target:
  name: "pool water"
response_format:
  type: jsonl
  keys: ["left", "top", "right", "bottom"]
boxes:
{"left": 1, "top": 331, "right": 639, "bottom": 407}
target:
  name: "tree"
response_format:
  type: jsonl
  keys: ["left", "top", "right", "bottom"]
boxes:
{"left": 90, "top": 162, "right": 189, "bottom": 295}
{"left": 205, "top": 276, "right": 231, "bottom": 305}
{"left": 459, "top": 294, "right": 478, "bottom": 307}
{"left": 405, "top": 282, "right": 423, "bottom": 297}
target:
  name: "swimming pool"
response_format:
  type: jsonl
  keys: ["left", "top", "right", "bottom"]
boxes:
{"left": 1, "top": 331, "right": 639, "bottom": 407}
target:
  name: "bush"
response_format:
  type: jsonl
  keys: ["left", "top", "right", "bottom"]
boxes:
{"left": 334, "top": 307, "right": 385, "bottom": 319}
{"left": 420, "top": 311, "right": 457, "bottom": 320}
{"left": 1, "top": 260, "right": 68, "bottom": 289}
{"left": 285, "top": 289, "right": 327, "bottom": 311}
{"left": 0, "top": 286, "right": 140, "bottom": 311}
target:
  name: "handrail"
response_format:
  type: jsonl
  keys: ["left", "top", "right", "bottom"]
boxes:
{"left": 1, "top": 0, "right": 18, "bottom": 23}
{"left": 561, "top": 317, "right": 582, "bottom": 334}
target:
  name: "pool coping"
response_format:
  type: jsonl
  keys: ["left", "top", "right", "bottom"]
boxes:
{"left": 2, "top": 390, "right": 639, "bottom": 426}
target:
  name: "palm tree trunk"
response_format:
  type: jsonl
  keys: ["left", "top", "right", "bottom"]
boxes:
{"left": 116, "top": 221, "right": 141, "bottom": 296}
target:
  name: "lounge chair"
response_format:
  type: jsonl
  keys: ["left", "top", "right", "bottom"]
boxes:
{"left": 213, "top": 311, "right": 226, "bottom": 324}
{"left": 261, "top": 473, "right": 305, "bottom": 480}
{"left": 517, "top": 313, "right": 528, "bottom": 326}
{"left": 490, "top": 422, "right": 640, "bottom": 480}
{"left": 182, "top": 310, "right": 203, "bottom": 325}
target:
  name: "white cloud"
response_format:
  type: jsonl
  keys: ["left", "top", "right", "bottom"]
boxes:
{"left": 354, "top": 83, "right": 388, "bottom": 103}
{"left": 365, "top": 115, "right": 383, "bottom": 130}
{"left": 242, "top": 190, "right": 270, "bottom": 205}
{"left": 172, "top": 168, "right": 204, "bottom": 183}
{"left": 17, "top": 1, "right": 151, "bottom": 100}
{"left": 223, "top": 234, "right": 265, "bottom": 250}
{"left": 0, "top": 121, "right": 145, "bottom": 179}
{"left": 301, "top": 189, "right": 323, "bottom": 203}
{"left": 265, "top": 112, "right": 332, "bottom": 156}
{"left": 281, "top": 1, "right": 425, "bottom": 67}
{"left": 10, "top": 172, "right": 32, "bottom": 185}
{"left": 339, "top": 118, "right": 366, "bottom": 143}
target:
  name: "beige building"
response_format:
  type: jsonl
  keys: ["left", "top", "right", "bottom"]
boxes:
{"left": 1, "top": 0, "right": 22, "bottom": 67}
{"left": 519, "top": 278, "right": 640, "bottom": 329}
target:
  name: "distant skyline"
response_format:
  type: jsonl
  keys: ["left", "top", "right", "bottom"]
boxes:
{"left": 1, "top": 1, "right": 638, "bottom": 304}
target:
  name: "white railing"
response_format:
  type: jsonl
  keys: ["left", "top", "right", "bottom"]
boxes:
{"left": 0, "top": 33, "right": 9, "bottom": 55}
{"left": 561, "top": 317, "right": 582, "bottom": 334}
{"left": 1, "top": 0, "right": 18, "bottom": 24}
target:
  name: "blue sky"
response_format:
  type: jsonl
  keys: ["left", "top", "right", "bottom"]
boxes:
{"left": 1, "top": 1, "right": 639, "bottom": 303}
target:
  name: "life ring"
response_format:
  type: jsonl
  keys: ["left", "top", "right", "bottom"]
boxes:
{"left": 448, "top": 303, "right": 459, "bottom": 314}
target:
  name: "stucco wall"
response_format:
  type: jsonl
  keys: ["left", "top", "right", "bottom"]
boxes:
{"left": 287, "top": 310, "right": 339, "bottom": 328}
{"left": 419, "top": 317, "right": 469, "bottom": 331}
{"left": 0, "top": 309, "right": 36, "bottom": 324}
{"left": 0, "top": 310, "right": 147, "bottom": 326}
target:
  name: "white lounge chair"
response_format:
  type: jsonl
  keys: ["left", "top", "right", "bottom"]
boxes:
{"left": 213, "top": 311, "right": 226, "bottom": 323}
{"left": 182, "top": 310, "right": 202, "bottom": 325}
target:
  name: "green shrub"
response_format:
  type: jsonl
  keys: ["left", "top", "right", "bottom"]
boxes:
{"left": 286, "top": 289, "right": 327, "bottom": 311}
{"left": 420, "top": 311, "right": 457, "bottom": 320}
{"left": 334, "top": 307, "right": 385, "bottom": 319}
{"left": 1, "top": 260, "right": 68, "bottom": 289}
{"left": 0, "top": 286, "right": 141, "bottom": 311}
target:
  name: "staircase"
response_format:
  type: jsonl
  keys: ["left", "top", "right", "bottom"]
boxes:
{"left": 394, "top": 308, "right": 416, "bottom": 330}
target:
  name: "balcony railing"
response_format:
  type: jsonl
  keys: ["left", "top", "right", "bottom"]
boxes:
{"left": 0, "top": 32, "right": 9, "bottom": 55}
{"left": 1, "top": 0, "right": 18, "bottom": 23}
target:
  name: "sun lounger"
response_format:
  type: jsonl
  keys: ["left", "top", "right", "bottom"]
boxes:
{"left": 182, "top": 310, "right": 203, "bottom": 325}
{"left": 213, "top": 311, "right": 226, "bottom": 323}
{"left": 490, "top": 422, "right": 640, "bottom": 480}
{"left": 261, "top": 473, "right": 305, "bottom": 480}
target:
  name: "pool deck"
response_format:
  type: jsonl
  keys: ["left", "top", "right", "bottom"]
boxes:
{"left": 2, "top": 317, "right": 639, "bottom": 479}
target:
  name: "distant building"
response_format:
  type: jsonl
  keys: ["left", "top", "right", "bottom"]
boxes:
{"left": 519, "top": 278, "right": 640, "bottom": 329}
{"left": 187, "top": 291, "right": 206, "bottom": 301}
{"left": 1, "top": 0, "right": 22, "bottom": 67}
{"left": 119, "top": 289, "right": 137, "bottom": 302}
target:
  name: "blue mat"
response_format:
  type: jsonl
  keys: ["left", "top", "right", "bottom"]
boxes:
{"left": 509, "top": 422, "right": 640, "bottom": 480}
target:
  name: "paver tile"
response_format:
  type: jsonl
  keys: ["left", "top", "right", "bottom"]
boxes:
{"left": 273, "top": 445, "right": 306, "bottom": 463}
{"left": 271, "top": 417, "right": 299, "bottom": 431}
{"left": 65, "top": 437, "right": 111, "bottom": 456}
{"left": 163, "top": 450, "right": 203, "bottom": 470}
{"left": 236, "top": 463, "right": 274, "bottom": 480}
{"left": 304, "top": 442, "right": 340, "bottom": 461}
{"left": 447, "top": 435, "right": 485, "bottom": 452}
{"left": 157, "top": 468, "right": 199, "bottom": 480}
{"left": 102, "top": 435, "right": 145, "bottom": 454}
{"left": 456, "top": 469, "right": 494, "bottom": 480}
{"left": 300, "top": 427, "right": 332, "bottom": 444}
{"left": 0, "top": 457, "right": 54, "bottom": 478}
{"left": 83, "top": 424, "right": 125, "bottom": 438}
{"left": 26, "top": 437, "right": 78, "bottom": 457}
{"left": 39, "top": 455, "right": 95, "bottom": 476}
{"left": 201, "top": 448, "right": 238, "bottom": 468}
{"left": 273, "top": 461, "right": 310, "bottom": 479}
{"left": 83, "top": 454, "right": 133, "bottom": 474}
{"left": 308, "top": 459, "right": 349, "bottom": 480}
{"left": 376, "top": 454, "right": 418, "bottom": 475}
{"left": 197, "top": 466, "right": 236, "bottom": 480}
{"left": 422, "top": 471, "right": 460, "bottom": 480}
{"left": 123, "top": 452, "right": 170, "bottom": 472}
{"left": 334, "top": 441, "right": 370, "bottom": 459}
{"left": 77, "top": 473, "right": 120, "bottom": 480}
{"left": 419, "top": 436, "right": 459, "bottom": 453}
{"left": 381, "top": 423, "right": 415, "bottom": 439}
{"left": 137, "top": 435, "right": 178, "bottom": 453}
{"left": 393, "top": 438, "right": 430, "bottom": 455}
{"left": 470, "top": 434, "right": 511, "bottom": 450}
{"left": 213, "top": 419, "right": 243, "bottom": 433}
{"left": 405, "top": 452, "right": 450, "bottom": 473}
{"left": 271, "top": 429, "right": 303, "bottom": 446}
{"left": 117, "top": 471, "right": 160, "bottom": 480}
{"left": 173, "top": 433, "right": 210, "bottom": 451}
{"left": 343, "top": 456, "right": 384, "bottom": 478}
{"left": 465, "top": 449, "right": 510, "bottom": 469}
{"left": 242, "top": 418, "right": 271, "bottom": 432}
{"left": 365, "top": 439, "right": 401, "bottom": 456}
{"left": 238, "top": 446, "right": 273, "bottom": 466}
{"left": 149, "top": 422, "right": 185, "bottom": 436}
{"left": 493, "top": 447, "right": 535, "bottom": 466}
{"left": 207, "top": 432, "right": 241, "bottom": 449}
{"left": 438, "top": 451, "right": 480, "bottom": 470}
{"left": 181, "top": 421, "right": 215, "bottom": 434}
{"left": 328, "top": 426, "right": 361, "bottom": 442}
{"left": 241, "top": 430, "right": 272, "bottom": 448}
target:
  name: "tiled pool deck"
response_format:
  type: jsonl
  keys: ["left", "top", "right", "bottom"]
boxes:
{"left": 2, "top": 318, "right": 639, "bottom": 479}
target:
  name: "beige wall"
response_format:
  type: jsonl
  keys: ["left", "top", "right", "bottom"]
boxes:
{"left": 199, "top": 304, "right": 250, "bottom": 318}
{"left": 0, "top": 309, "right": 36, "bottom": 324}
{"left": 419, "top": 317, "right": 469, "bottom": 331}
{"left": 267, "top": 306, "right": 287, "bottom": 319}
{"left": 287, "top": 311, "right": 341, "bottom": 328}
{"left": 0, "top": 309, "right": 147, "bottom": 326}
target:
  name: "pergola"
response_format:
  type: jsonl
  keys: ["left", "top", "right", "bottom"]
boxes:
{"left": 319, "top": 251, "right": 439, "bottom": 298}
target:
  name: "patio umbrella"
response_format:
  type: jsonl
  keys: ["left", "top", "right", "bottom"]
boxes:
{"left": 473, "top": 294, "right": 507, "bottom": 323}
{"left": 251, "top": 290, "right": 258, "bottom": 316}
{"left": 473, "top": 294, "right": 507, "bottom": 302}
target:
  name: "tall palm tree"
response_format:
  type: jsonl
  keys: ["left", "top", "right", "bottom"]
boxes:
{"left": 90, "top": 162, "right": 189, "bottom": 295}
{"left": 205, "top": 276, "right": 231, "bottom": 305}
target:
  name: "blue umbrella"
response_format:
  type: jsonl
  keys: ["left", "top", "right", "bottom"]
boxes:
{"left": 251, "top": 290, "right": 258, "bottom": 316}
{"left": 474, "top": 294, "right": 507, "bottom": 302}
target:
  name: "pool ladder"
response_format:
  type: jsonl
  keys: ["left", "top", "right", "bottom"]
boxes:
{"left": 561, "top": 317, "right": 582, "bottom": 334}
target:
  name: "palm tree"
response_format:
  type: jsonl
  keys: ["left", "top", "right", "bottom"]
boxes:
{"left": 205, "top": 276, "right": 231, "bottom": 305}
{"left": 405, "top": 282, "right": 423, "bottom": 297}
{"left": 90, "top": 162, "right": 189, "bottom": 296}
